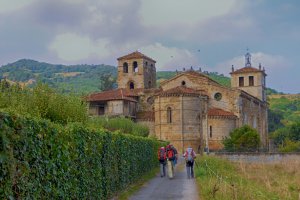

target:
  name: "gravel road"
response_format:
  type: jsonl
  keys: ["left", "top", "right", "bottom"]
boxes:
{"left": 129, "top": 158, "right": 199, "bottom": 200}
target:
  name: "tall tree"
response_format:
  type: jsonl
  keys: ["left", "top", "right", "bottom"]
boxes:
{"left": 99, "top": 73, "right": 116, "bottom": 91}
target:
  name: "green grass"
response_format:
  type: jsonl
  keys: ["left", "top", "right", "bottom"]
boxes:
{"left": 195, "top": 156, "right": 283, "bottom": 200}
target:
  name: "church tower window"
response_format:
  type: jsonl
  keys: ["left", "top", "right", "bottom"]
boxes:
{"left": 249, "top": 76, "right": 254, "bottom": 86}
{"left": 167, "top": 107, "right": 172, "bottom": 123}
{"left": 129, "top": 82, "right": 134, "bottom": 89}
{"left": 209, "top": 126, "right": 212, "bottom": 138}
{"left": 123, "top": 62, "right": 128, "bottom": 73}
{"left": 239, "top": 77, "right": 244, "bottom": 87}
{"left": 133, "top": 61, "right": 138, "bottom": 72}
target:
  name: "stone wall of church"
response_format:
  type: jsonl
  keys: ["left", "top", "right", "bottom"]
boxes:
{"left": 238, "top": 95, "right": 268, "bottom": 148}
{"left": 154, "top": 95, "right": 202, "bottom": 153}
{"left": 207, "top": 117, "right": 237, "bottom": 151}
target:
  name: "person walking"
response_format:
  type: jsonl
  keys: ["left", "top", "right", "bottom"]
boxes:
{"left": 157, "top": 146, "right": 166, "bottom": 177}
{"left": 166, "top": 144, "right": 176, "bottom": 179}
{"left": 183, "top": 146, "right": 196, "bottom": 179}
{"left": 170, "top": 144, "right": 178, "bottom": 167}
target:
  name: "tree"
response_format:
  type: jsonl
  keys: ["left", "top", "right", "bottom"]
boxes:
{"left": 223, "top": 125, "right": 260, "bottom": 152}
{"left": 268, "top": 109, "right": 284, "bottom": 132}
{"left": 99, "top": 73, "right": 116, "bottom": 91}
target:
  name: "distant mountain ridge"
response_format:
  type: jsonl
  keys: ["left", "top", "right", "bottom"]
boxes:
{"left": 0, "top": 58, "right": 281, "bottom": 95}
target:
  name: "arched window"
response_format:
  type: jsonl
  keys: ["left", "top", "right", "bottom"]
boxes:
{"left": 167, "top": 107, "right": 172, "bottom": 123}
{"left": 123, "top": 62, "right": 128, "bottom": 73}
{"left": 148, "top": 80, "right": 152, "bottom": 88}
{"left": 133, "top": 61, "right": 138, "bottom": 72}
{"left": 129, "top": 82, "right": 134, "bottom": 89}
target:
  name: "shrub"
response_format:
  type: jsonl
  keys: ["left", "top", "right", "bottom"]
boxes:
{"left": 86, "top": 116, "right": 149, "bottom": 137}
{"left": 0, "top": 81, "right": 88, "bottom": 124}
{"left": 0, "top": 112, "right": 164, "bottom": 199}
{"left": 223, "top": 125, "right": 260, "bottom": 152}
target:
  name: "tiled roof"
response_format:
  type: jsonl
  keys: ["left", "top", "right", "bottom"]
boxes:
{"left": 158, "top": 86, "right": 201, "bottom": 96}
{"left": 86, "top": 89, "right": 138, "bottom": 102}
{"left": 117, "top": 51, "right": 156, "bottom": 63}
{"left": 136, "top": 111, "right": 154, "bottom": 121}
{"left": 230, "top": 67, "right": 264, "bottom": 74}
{"left": 208, "top": 108, "right": 236, "bottom": 117}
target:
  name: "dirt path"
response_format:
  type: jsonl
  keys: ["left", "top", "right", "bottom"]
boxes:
{"left": 129, "top": 158, "right": 199, "bottom": 200}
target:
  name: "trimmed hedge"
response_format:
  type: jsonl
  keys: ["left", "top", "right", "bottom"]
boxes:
{"left": 0, "top": 112, "right": 165, "bottom": 199}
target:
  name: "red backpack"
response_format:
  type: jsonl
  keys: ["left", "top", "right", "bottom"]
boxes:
{"left": 166, "top": 145, "right": 175, "bottom": 160}
{"left": 158, "top": 147, "right": 166, "bottom": 161}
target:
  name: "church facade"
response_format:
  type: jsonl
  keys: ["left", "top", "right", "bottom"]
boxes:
{"left": 86, "top": 51, "right": 268, "bottom": 153}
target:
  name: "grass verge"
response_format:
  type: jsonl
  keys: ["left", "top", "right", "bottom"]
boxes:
{"left": 195, "top": 155, "right": 300, "bottom": 200}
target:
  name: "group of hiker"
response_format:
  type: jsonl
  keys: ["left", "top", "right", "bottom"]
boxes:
{"left": 158, "top": 144, "right": 196, "bottom": 179}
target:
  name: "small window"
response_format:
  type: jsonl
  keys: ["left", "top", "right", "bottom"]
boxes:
{"left": 145, "top": 61, "right": 148, "bottom": 66}
{"left": 123, "top": 62, "right": 128, "bottom": 73}
{"left": 249, "top": 76, "right": 254, "bottom": 86}
{"left": 214, "top": 92, "right": 222, "bottom": 101}
{"left": 209, "top": 126, "right": 212, "bottom": 138}
{"left": 167, "top": 107, "right": 172, "bottom": 123}
{"left": 129, "top": 82, "right": 134, "bottom": 89}
{"left": 181, "top": 81, "right": 186, "bottom": 86}
{"left": 133, "top": 61, "right": 138, "bottom": 72}
{"left": 148, "top": 81, "right": 152, "bottom": 88}
{"left": 239, "top": 77, "right": 244, "bottom": 87}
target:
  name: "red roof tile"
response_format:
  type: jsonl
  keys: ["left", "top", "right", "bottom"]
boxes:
{"left": 208, "top": 108, "right": 236, "bottom": 117}
{"left": 158, "top": 86, "right": 201, "bottom": 96}
{"left": 117, "top": 51, "right": 156, "bottom": 63}
{"left": 230, "top": 67, "right": 264, "bottom": 74}
{"left": 86, "top": 89, "right": 137, "bottom": 102}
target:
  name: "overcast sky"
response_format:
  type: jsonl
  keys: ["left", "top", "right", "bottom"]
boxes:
{"left": 0, "top": 0, "right": 299, "bottom": 93}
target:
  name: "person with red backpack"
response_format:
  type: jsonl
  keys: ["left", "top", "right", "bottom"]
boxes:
{"left": 158, "top": 146, "right": 166, "bottom": 177}
{"left": 166, "top": 144, "right": 176, "bottom": 178}
{"left": 183, "top": 146, "right": 196, "bottom": 179}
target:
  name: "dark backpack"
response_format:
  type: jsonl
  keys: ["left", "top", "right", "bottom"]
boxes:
{"left": 158, "top": 148, "right": 166, "bottom": 161}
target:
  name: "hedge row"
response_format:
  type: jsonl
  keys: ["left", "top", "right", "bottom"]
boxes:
{"left": 0, "top": 112, "right": 165, "bottom": 199}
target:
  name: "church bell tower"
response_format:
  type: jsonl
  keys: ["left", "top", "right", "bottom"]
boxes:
{"left": 117, "top": 51, "right": 156, "bottom": 89}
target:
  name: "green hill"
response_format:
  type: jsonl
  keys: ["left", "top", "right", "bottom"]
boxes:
{"left": 0, "top": 59, "right": 232, "bottom": 94}
{"left": 0, "top": 59, "right": 117, "bottom": 94}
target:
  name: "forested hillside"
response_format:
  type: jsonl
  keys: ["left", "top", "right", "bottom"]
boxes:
{"left": 0, "top": 59, "right": 233, "bottom": 94}
{"left": 0, "top": 59, "right": 117, "bottom": 94}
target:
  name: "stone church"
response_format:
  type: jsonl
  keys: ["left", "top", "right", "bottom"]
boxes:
{"left": 87, "top": 51, "right": 268, "bottom": 153}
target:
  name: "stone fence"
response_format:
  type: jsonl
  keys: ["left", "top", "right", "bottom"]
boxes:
{"left": 214, "top": 152, "right": 300, "bottom": 163}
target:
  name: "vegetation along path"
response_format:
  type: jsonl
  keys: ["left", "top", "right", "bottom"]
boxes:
{"left": 129, "top": 158, "right": 199, "bottom": 200}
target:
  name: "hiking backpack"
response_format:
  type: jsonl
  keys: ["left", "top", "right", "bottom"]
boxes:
{"left": 166, "top": 146, "right": 175, "bottom": 160}
{"left": 186, "top": 148, "right": 195, "bottom": 162}
{"left": 158, "top": 147, "right": 166, "bottom": 161}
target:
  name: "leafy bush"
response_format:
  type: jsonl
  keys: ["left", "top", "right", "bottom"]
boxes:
{"left": 86, "top": 116, "right": 149, "bottom": 137}
{"left": 278, "top": 139, "right": 300, "bottom": 152}
{"left": 271, "top": 122, "right": 300, "bottom": 152}
{"left": 0, "top": 81, "right": 88, "bottom": 124}
{"left": 0, "top": 112, "right": 165, "bottom": 199}
{"left": 223, "top": 125, "right": 260, "bottom": 152}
